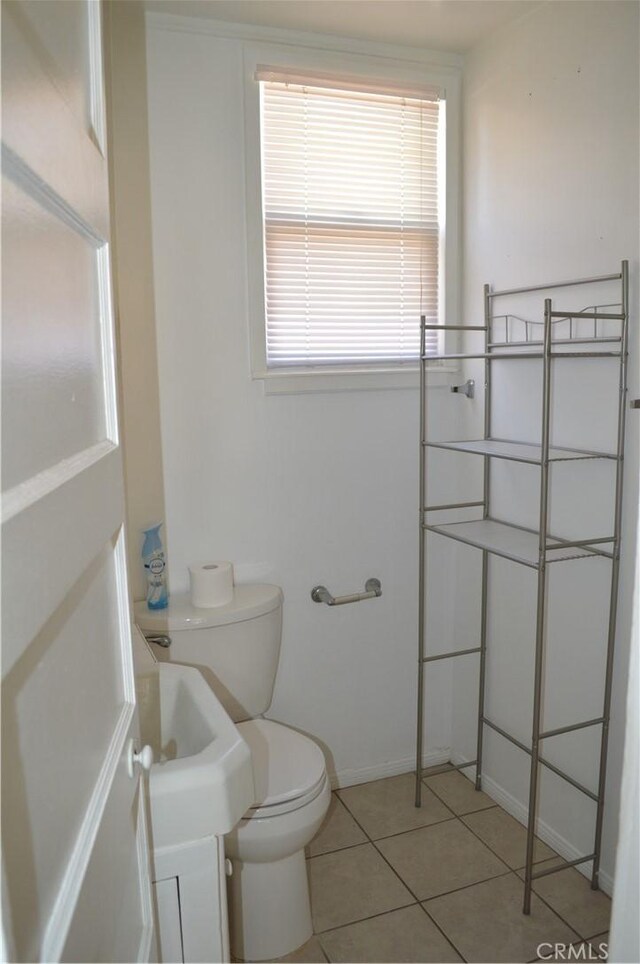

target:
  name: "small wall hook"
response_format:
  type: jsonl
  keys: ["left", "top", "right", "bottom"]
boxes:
{"left": 451, "top": 379, "right": 475, "bottom": 399}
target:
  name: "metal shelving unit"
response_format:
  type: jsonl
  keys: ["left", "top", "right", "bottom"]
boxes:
{"left": 414, "top": 262, "right": 629, "bottom": 914}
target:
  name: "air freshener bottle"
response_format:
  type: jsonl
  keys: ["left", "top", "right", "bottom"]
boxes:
{"left": 142, "top": 522, "right": 169, "bottom": 610}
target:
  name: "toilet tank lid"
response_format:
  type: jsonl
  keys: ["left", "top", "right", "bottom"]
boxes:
{"left": 133, "top": 584, "right": 283, "bottom": 631}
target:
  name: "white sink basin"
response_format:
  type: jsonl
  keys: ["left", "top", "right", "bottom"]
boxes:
{"left": 137, "top": 661, "right": 255, "bottom": 851}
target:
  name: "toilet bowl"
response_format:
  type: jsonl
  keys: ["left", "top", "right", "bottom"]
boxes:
{"left": 135, "top": 585, "right": 330, "bottom": 962}
{"left": 226, "top": 719, "right": 331, "bottom": 961}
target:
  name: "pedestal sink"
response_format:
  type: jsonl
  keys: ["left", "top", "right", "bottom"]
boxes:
{"left": 136, "top": 658, "right": 255, "bottom": 962}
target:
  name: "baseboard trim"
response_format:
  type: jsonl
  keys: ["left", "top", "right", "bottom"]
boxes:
{"left": 450, "top": 752, "right": 613, "bottom": 896}
{"left": 329, "top": 748, "right": 450, "bottom": 790}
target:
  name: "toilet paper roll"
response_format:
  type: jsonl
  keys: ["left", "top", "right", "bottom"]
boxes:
{"left": 189, "top": 561, "right": 234, "bottom": 608}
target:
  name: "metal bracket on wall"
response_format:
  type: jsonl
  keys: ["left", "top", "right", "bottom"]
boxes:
{"left": 450, "top": 379, "right": 475, "bottom": 399}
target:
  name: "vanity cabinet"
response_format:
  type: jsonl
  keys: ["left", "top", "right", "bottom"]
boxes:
{"left": 152, "top": 835, "right": 231, "bottom": 963}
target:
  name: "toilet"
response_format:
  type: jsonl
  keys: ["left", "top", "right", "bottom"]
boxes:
{"left": 135, "top": 585, "right": 330, "bottom": 962}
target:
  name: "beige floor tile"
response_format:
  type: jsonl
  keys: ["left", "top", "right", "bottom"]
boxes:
{"left": 338, "top": 773, "right": 453, "bottom": 840}
{"left": 376, "top": 818, "right": 508, "bottom": 900}
{"left": 425, "top": 770, "right": 496, "bottom": 815}
{"left": 307, "top": 794, "right": 368, "bottom": 857}
{"left": 270, "top": 935, "right": 328, "bottom": 963}
{"left": 319, "top": 904, "right": 462, "bottom": 963}
{"left": 308, "top": 843, "right": 414, "bottom": 932}
{"left": 463, "top": 807, "right": 557, "bottom": 869}
{"left": 524, "top": 867, "right": 611, "bottom": 939}
{"left": 424, "top": 872, "right": 579, "bottom": 963}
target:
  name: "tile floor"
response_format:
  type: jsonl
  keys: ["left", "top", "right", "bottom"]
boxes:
{"left": 258, "top": 766, "right": 611, "bottom": 964}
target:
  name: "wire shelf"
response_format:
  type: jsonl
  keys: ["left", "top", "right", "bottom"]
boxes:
{"left": 424, "top": 518, "right": 612, "bottom": 568}
{"left": 423, "top": 438, "right": 616, "bottom": 464}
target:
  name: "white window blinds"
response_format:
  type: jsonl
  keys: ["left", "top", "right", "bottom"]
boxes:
{"left": 258, "top": 71, "right": 442, "bottom": 368}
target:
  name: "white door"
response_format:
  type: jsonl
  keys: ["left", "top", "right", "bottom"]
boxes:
{"left": 1, "top": 1, "right": 154, "bottom": 961}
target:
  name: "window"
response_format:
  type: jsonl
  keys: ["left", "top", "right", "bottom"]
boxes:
{"left": 257, "top": 69, "right": 444, "bottom": 373}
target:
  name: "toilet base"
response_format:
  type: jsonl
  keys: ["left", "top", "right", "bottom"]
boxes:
{"left": 229, "top": 849, "right": 311, "bottom": 961}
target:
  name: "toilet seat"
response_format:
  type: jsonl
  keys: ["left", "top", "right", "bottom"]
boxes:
{"left": 238, "top": 719, "right": 327, "bottom": 818}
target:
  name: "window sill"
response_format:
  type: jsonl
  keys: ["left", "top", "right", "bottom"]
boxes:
{"left": 254, "top": 363, "right": 459, "bottom": 395}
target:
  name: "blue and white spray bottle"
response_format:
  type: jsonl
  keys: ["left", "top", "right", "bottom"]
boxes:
{"left": 142, "top": 522, "right": 169, "bottom": 610}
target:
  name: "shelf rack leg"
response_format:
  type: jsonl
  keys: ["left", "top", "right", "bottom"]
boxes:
{"left": 523, "top": 297, "right": 553, "bottom": 915}
{"left": 475, "top": 553, "right": 488, "bottom": 790}
{"left": 416, "top": 318, "right": 427, "bottom": 807}
{"left": 475, "top": 283, "right": 492, "bottom": 792}
{"left": 591, "top": 260, "right": 630, "bottom": 889}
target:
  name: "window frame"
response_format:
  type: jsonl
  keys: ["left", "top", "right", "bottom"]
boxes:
{"left": 243, "top": 41, "right": 462, "bottom": 394}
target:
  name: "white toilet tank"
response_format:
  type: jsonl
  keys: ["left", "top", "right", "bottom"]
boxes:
{"left": 134, "top": 585, "right": 283, "bottom": 722}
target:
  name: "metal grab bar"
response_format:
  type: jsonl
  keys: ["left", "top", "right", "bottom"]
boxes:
{"left": 311, "top": 578, "right": 382, "bottom": 606}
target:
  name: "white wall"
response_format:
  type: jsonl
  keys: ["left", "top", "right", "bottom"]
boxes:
{"left": 455, "top": 0, "right": 639, "bottom": 892}
{"left": 144, "top": 18, "right": 466, "bottom": 786}
{"left": 105, "top": 0, "right": 166, "bottom": 601}
{"left": 608, "top": 503, "right": 640, "bottom": 962}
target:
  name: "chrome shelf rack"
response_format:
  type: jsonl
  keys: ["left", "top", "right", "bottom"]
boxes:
{"left": 415, "top": 262, "right": 630, "bottom": 914}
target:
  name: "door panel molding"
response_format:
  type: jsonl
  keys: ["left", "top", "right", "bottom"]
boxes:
{"left": 2, "top": 440, "right": 117, "bottom": 524}
{"left": 42, "top": 700, "right": 136, "bottom": 962}
{"left": 87, "top": 0, "right": 107, "bottom": 155}
{"left": 134, "top": 779, "right": 157, "bottom": 963}
{"left": 2, "top": 143, "right": 105, "bottom": 246}
{"left": 2, "top": 2, "right": 108, "bottom": 238}
{"left": 2, "top": 447, "right": 125, "bottom": 677}
{"left": 97, "top": 242, "right": 120, "bottom": 444}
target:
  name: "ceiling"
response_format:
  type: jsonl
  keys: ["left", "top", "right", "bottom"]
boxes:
{"left": 144, "top": 0, "right": 541, "bottom": 54}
